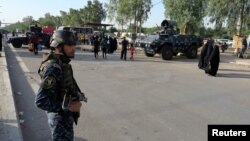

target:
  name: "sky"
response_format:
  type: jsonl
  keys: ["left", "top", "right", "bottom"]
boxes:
{"left": 0, "top": 0, "right": 165, "bottom": 28}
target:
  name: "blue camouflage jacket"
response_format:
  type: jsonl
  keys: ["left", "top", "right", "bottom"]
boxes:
{"left": 35, "top": 54, "right": 71, "bottom": 113}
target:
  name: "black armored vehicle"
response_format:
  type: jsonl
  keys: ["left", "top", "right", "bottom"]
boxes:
{"left": 144, "top": 20, "right": 203, "bottom": 60}
{"left": 7, "top": 23, "right": 51, "bottom": 48}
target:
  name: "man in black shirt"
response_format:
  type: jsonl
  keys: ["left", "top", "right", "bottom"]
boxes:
{"left": 121, "top": 37, "right": 129, "bottom": 61}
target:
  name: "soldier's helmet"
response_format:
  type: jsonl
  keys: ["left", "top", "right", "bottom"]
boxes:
{"left": 50, "top": 30, "right": 76, "bottom": 48}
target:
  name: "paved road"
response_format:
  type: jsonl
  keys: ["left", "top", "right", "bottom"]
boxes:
{"left": 5, "top": 45, "right": 250, "bottom": 141}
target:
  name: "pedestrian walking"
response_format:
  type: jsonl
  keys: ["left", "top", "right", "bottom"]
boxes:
{"left": 198, "top": 38, "right": 220, "bottom": 76}
{"left": 238, "top": 36, "right": 248, "bottom": 59}
{"left": 93, "top": 37, "right": 100, "bottom": 59}
{"left": 35, "top": 30, "right": 87, "bottom": 141}
{"left": 101, "top": 37, "right": 108, "bottom": 59}
{"left": 113, "top": 37, "right": 118, "bottom": 52}
{"left": 121, "top": 37, "right": 129, "bottom": 61}
{"left": 30, "top": 33, "right": 39, "bottom": 55}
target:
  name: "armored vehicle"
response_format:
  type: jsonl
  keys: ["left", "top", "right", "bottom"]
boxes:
{"left": 7, "top": 22, "right": 52, "bottom": 48}
{"left": 144, "top": 20, "right": 203, "bottom": 60}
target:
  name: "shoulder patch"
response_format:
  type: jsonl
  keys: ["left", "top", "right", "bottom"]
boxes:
{"left": 42, "top": 76, "right": 57, "bottom": 89}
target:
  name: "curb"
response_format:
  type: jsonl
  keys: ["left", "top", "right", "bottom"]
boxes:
{"left": 233, "top": 60, "right": 250, "bottom": 66}
{"left": 0, "top": 41, "right": 23, "bottom": 141}
{"left": 230, "top": 60, "right": 250, "bottom": 66}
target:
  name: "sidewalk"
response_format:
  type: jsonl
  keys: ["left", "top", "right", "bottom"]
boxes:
{"left": 0, "top": 40, "right": 23, "bottom": 141}
{"left": 232, "top": 59, "right": 250, "bottom": 66}
{"left": 229, "top": 49, "right": 250, "bottom": 66}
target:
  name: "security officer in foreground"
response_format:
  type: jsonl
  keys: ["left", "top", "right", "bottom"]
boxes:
{"left": 35, "top": 30, "right": 87, "bottom": 141}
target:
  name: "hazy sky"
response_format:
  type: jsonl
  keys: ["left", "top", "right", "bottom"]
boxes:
{"left": 0, "top": 0, "right": 165, "bottom": 28}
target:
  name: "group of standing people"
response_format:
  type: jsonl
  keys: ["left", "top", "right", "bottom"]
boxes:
{"left": 93, "top": 36, "right": 136, "bottom": 61}
{"left": 79, "top": 34, "right": 92, "bottom": 45}
{"left": 92, "top": 35, "right": 120, "bottom": 59}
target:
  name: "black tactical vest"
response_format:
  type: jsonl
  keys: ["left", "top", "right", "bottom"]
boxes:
{"left": 38, "top": 52, "right": 76, "bottom": 100}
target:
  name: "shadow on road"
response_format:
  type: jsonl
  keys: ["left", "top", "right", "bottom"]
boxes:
{"left": 75, "top": 137, "right": 89, "bottom": 141}
{"left": 0, "top": 119, "right": 23, "bottom": 141}
{"left": 219, "top": 69, "right": 250, "bottom": 73}
{"left": 217, "top": 73, "right": 250, "bottom": 79}
{"left": 5, "top": 46, "right": 51, "bottom": 141}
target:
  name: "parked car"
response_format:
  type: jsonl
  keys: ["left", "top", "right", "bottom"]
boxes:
{"left": 215, "top": 39, "right": 232, "bottom": 52}
{"left": 226, "top": 40, "right": 233, "bottom": 46}
{"left": 215, "top": 39, "right": 232, "bottom": 46}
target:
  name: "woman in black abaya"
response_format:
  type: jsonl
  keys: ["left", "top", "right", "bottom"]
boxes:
{"left": 198, "top": 38, "right": 220, "bottom": 76}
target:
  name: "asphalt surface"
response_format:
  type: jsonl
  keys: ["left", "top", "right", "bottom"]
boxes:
{"left": 5, "top": 45, "right": 250, "bottom": 141}
{"left": 0, "top": 46, "right": 23, "bottom": 141}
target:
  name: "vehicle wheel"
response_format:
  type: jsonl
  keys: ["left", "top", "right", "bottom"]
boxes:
{"left": 12, "top": 42, "right": 22, "bottom": 48}
{"left": 144, "top": 49, "right": 154, "bottom": 57}
{"left": 161, "top": 46, "right": 173, "bottom": 60}
{"left": 186, "top": 46, "right": 197, "bottom": 59}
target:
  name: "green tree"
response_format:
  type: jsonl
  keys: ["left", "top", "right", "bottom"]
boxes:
{"left": 207, "top": 0, "right": 250, "bottom": 35}
{"left": 80, "top": 0, "right": 106, "bottom": 25}
{"left": 38, "top": 13, "right": 61, "bottom": 27}
{"left": 108, "top": 27, "right": 118, "bottom": 33}
{"left": 4, "top": 22, "right": 26, "bottom": 32}
{"left": 106, "top": 0, "right": 152, "bottom": 33}
{"left": 4, "top": 0, "right": 107, "bottom": 31}
{"left": 22, "top": 16, "right": 34, "bottom": 30}
{"left": 134, "top": 0, "right": 152, "bottom": 34}
{"left": 60, "top": 9, "right": 82, "bottom": 26}
{"left": 142, "top": 27, "right": 158, "bottom": 34}
{"left": 22, "top": 16, "right": 33, "bottom": 24}
{"left": 106, "top": 0, "right": 130, "bottom": 32}
{"left": 163, "top": 0, "right": 205, "bottom": 34}
{"left": 60, "top": 10, "right": 71, "bottom": 26}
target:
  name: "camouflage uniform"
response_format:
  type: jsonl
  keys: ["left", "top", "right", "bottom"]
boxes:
{"left": 35, "top": 53, "right": 75, "bottom": 141}
{"left": 35, "top": 30, "right": 86, "bottom": 141}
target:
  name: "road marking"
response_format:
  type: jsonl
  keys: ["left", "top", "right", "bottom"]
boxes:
{"left": 10, "top": 48, "right": 30, "bottom": 73}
